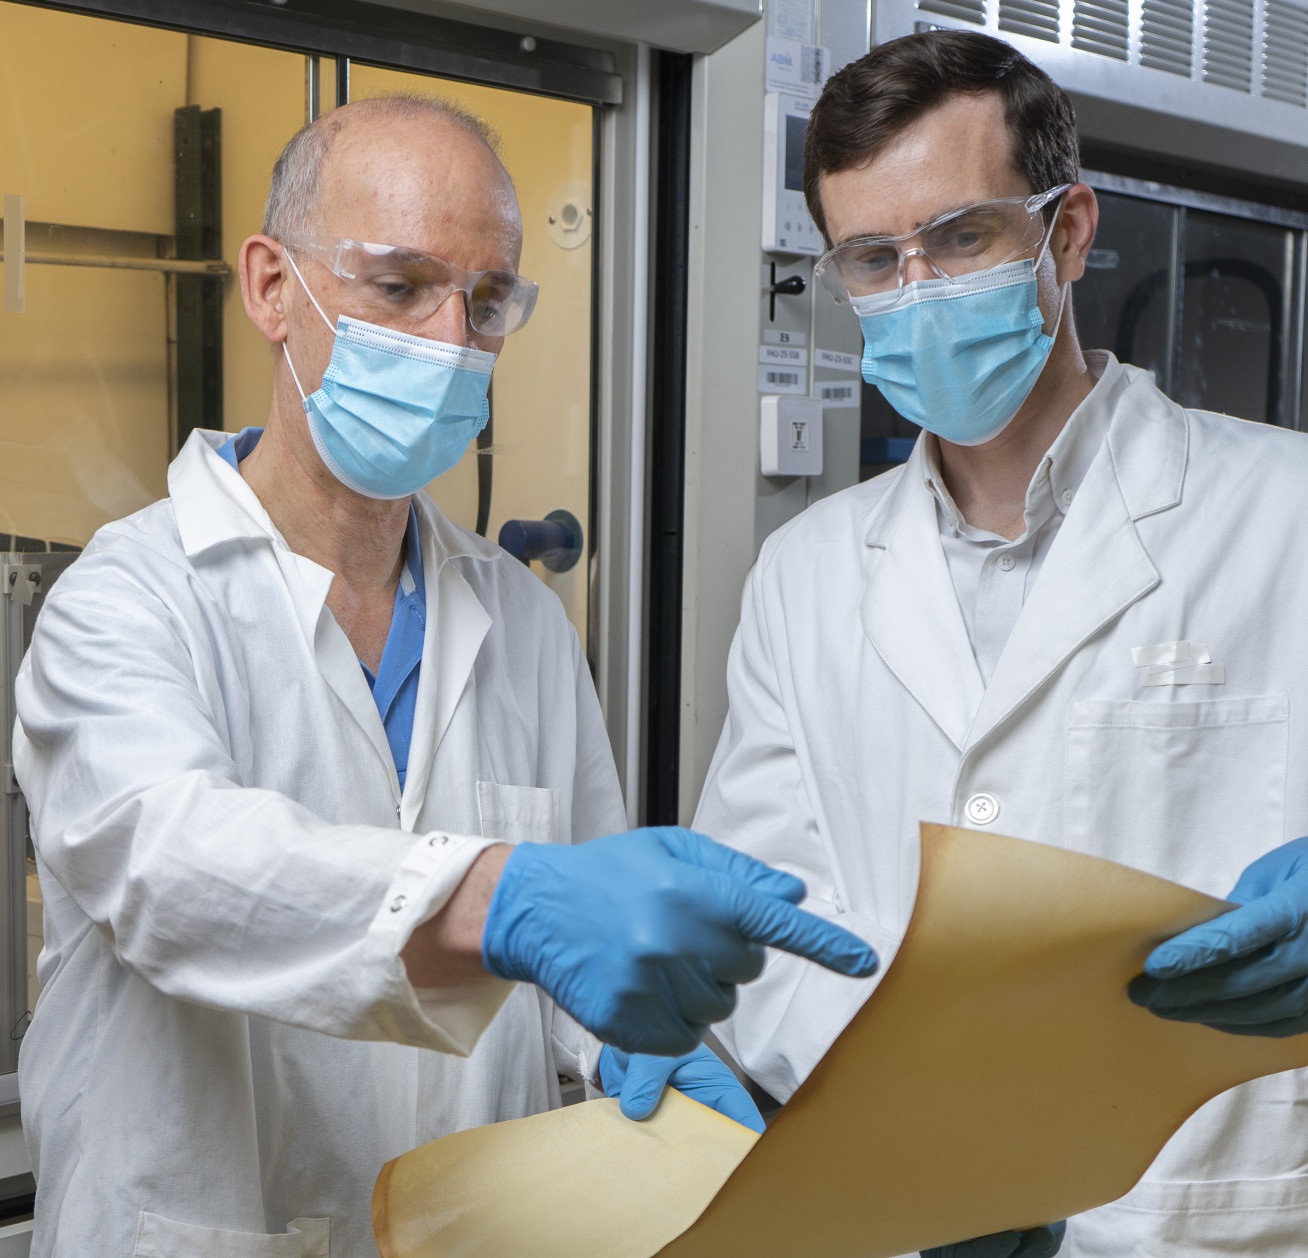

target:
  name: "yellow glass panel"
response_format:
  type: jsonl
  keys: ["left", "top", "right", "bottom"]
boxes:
{"left": 0, "top": 6, "right": 308, "bottom": 544}
{"left": 183, "top": 35, "right": 308, "bottom": 433}
{"left": 348, "top": 65, "right": 594, "bottom": 643}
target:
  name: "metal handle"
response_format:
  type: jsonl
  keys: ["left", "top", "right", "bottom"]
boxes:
{"left": 498, "top": 509, "right": 583, "bottom": 572}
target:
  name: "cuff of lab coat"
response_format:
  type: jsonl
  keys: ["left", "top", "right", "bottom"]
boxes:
{"left": 368, "top": 830, "right": 514, "bottom": 1056}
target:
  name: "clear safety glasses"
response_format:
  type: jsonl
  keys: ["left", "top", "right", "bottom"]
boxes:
{"left": 813, "top": 184, "right": 1072, "bottom": 303}
{"left": 282, "top": 234, "right": 540, "bottom": 336}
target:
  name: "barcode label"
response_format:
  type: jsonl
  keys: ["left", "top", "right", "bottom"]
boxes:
{"left": 819, "top": 381, "right": 859, "bottom": 409}
{"left": 758, "top": 364, "right": 808, "bottom": 395}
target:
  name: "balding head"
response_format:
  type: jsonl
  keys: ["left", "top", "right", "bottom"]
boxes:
{"left": 263, "top": 95, "right": 512, "bottom": 244}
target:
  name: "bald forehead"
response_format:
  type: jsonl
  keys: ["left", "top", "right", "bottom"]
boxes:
{"left": 315, "top": 108, "right": 521, "bottom": 266}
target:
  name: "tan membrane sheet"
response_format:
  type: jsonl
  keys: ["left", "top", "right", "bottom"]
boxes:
{"left": 375, "top": 824, "right": 1308, "bottom": 1257}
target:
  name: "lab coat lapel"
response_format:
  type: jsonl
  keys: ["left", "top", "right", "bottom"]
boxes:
{"left": 964, "top": 363, "right": 1185, "bottom": 750}
{"left": 172, "top": 432, "right": 398, "bottom": 783}
{"left": 261, "top": 539, "right": 398, "bottom": 790}
{"left": 401, "top": 503, "right": 492, "bottom": 825}
{"left": 861, "top": 443, "right": 985, "bottom": 751}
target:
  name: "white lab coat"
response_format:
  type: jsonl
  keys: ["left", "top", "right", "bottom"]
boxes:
{"left": 696, "top": 353, "right": 1308, "bottom": 1256}
{"left": 14, "top": 431, "right": 625, "bottom": 1258}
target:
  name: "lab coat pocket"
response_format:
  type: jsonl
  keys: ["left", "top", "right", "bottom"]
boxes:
{"left": 1064, "top": 694, "right": 1287, "bottom": 893}
{"left": 477, "top": 781, "right": 560, "bottom": 843}
{"left": 133, "top": 1212, "right": 330, "bottom": 1258}
{"left": 1068, "top": 1172, "right": 1308, "bottom": 1257}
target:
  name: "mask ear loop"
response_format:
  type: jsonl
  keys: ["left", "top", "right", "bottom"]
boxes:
{"left": 1033, "top": 196, "right": 1071, "bottom": 342}
{"left": 279, "top": 247, "right": 337, "bottom": 403}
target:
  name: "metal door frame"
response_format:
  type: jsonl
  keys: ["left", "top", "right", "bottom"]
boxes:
{"left": 1082, "top": 168, "right": 1308, "bottom": 431}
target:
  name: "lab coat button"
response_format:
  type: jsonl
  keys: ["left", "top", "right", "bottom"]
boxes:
{"left": 390, "top": 894, "right": 407, "bottom": 913}
{"left": 996, "top": 553, "right": 1016, "bottom": 572}
{"left": 964, "top": 792, "right": 1000, "bottom": 825}
{"left": 1061, "top": 488, "right": 1074, "bottom": 506}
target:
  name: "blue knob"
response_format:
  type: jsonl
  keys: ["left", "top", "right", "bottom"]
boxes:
{"left": 498, "top": 509, "right": 582, "bottom": 572}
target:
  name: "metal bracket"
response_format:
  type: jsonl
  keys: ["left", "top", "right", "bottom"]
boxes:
{"left": 2, "top": 564, "right": 40, "bottom": 608}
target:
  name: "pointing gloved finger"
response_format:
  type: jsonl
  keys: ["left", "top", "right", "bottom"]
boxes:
{"left": 655, "top": 828, "right": 807, "bottom": 904}
{"left": 725, "top": 882, "right": 880, "bottom": 977}
{"left": 1145, "top": 896, "right": 1299, "bottom": 979}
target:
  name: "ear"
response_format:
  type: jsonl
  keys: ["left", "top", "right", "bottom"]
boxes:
{"left": 1053, "top": 183, "right": 1099, "bottom": 286}
{"left": 239, "top": 234, "right": 290, "bottom": 345}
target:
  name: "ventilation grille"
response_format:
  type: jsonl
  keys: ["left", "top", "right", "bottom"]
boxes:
{"left": 1140, "top": 0, "right": 1195, "bottom": 74}
{"left": 916, "top": 0, "right": 988, "bottom": 24}
{"left": 1203, "top": 0, "right": 1256, "bottom": 90}
{"left": 1263, "top": 0, "right": 1308, "bottom": 104}
{"left": 909, "top": 0, "right": 1308, "bottom": 112}
{"left": 999, "top": 0, "right": 1060, "bottom": 40}
{"left": 1072, "top": 0, "right": 1130, "bottom": 58}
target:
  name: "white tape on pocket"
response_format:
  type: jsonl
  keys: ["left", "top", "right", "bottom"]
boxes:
{"left": 1131, "top": 640, "right": 1225, "bottom": 686}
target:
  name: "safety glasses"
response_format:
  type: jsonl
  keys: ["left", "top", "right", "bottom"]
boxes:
{"left": 814, "top": 184, "right": 1071, "bottom": 303}
{"left": 282, "top": 234, "right": 539, "bottom": 336}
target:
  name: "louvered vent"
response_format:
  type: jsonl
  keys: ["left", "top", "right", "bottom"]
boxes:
{"left": 916, "top": 0, "right": 987, "bottom": 24}
{"left": 1140, "top": 0, "right": 1195, "bottom": 74}
{"left": 999, "top": 0, "right": 1060, "bottom": 41}
{"left": 1203, "top": 0, "right": 1256, "bottom": 90}
{"left": 1263, "top": 0, "right": 1308, "bottom": 105}
{"left": 1072, "top": 0, "right": 1130, "bottom": 58}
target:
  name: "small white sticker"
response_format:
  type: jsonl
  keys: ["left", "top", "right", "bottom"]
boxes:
{"left": 758, "top": 365, "right": 807, "bottom": 395}
{"left": 766, "top": 38, "right": 831, "bottom": 97}
{"left": 815, "top": 348, "right": 860, "bottom": 373}
{"left": 762, "top": 329, "right": 807, "bottom": 347}
{"left": 790, "top": 421, "right": 810, "bottom": 451}
{"left": 768, "top": 0, "right": 816, "bottom": 43}
{"left": 760, "top": 344, "right": 808, "bottom": 367}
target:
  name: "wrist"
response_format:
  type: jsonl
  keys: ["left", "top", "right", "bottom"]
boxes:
{"left": 480, "top": 840, "right": 547, "bottom": 981}
{"left": 400, "top": 842, "right": 512, "bottom": 987}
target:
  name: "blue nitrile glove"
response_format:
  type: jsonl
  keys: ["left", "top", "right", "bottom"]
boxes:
{"left": 923, "top": 1221, "right": 1066, "bottom": 1258}
{"left": 1129, "top": 836, "right": 1308, "bottom": 1036}
{"left": 481, "top": 826, "right": 879, "bottom": 1056}
{"left": 599, "top": 1043, "right": 766, "bottom": 1133}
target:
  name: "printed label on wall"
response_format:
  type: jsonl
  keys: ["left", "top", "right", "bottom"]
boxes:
{"left": 759, "top": 343, "right": 809, "bottom": 367}
{"left": 815, "top": 348, "right": 860, "bottom": 373}
{"left": 762, "top": 329, "right": 807, "bottom": 347}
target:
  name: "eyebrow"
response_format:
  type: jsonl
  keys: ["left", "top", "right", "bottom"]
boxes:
{"left": 835, "top": 199, "right": 993, "bottom": 247}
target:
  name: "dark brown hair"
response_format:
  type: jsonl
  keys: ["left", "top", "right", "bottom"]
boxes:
{"left": 804, "top": 30, "right": 1080, "bottom": 240}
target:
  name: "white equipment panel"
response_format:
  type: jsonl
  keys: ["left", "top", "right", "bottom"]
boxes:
{"left": 762, "top": 93, "right": 823, "bottom": 256}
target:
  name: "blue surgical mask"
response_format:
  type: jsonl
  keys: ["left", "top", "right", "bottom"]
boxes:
{"left": 282, "top": 252, "right": 496, "bottom": 499}
{"left": 852, "top": 259, "right": 1067, "bottom": 447}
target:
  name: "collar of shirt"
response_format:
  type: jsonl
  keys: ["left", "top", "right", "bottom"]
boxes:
{"left": 923, "top": 352, "right": 1113, "bottom": 546}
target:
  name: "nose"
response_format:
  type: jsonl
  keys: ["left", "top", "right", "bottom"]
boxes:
{"left": 898, "top": 247, "right": 938, "bottom": 287}
{"left": 425, "top": 289, "right": 472, "bottom": 347}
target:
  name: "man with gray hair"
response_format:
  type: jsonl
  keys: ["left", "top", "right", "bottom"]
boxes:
{"left": 14, "top": 96, "right": 876, "bottom": 1255}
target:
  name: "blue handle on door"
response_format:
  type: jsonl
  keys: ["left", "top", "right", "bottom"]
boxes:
{"left": 498, "top": 509, "right": 583, "bottom": 573}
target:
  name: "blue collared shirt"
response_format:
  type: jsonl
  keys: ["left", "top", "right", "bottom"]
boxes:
{"left": 216, "top": 428, "right": 425, "bottom": 789}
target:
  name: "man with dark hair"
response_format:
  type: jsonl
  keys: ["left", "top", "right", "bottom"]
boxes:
{"left": 696, "top": 29, "right": 1308, "bottom": 1258}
